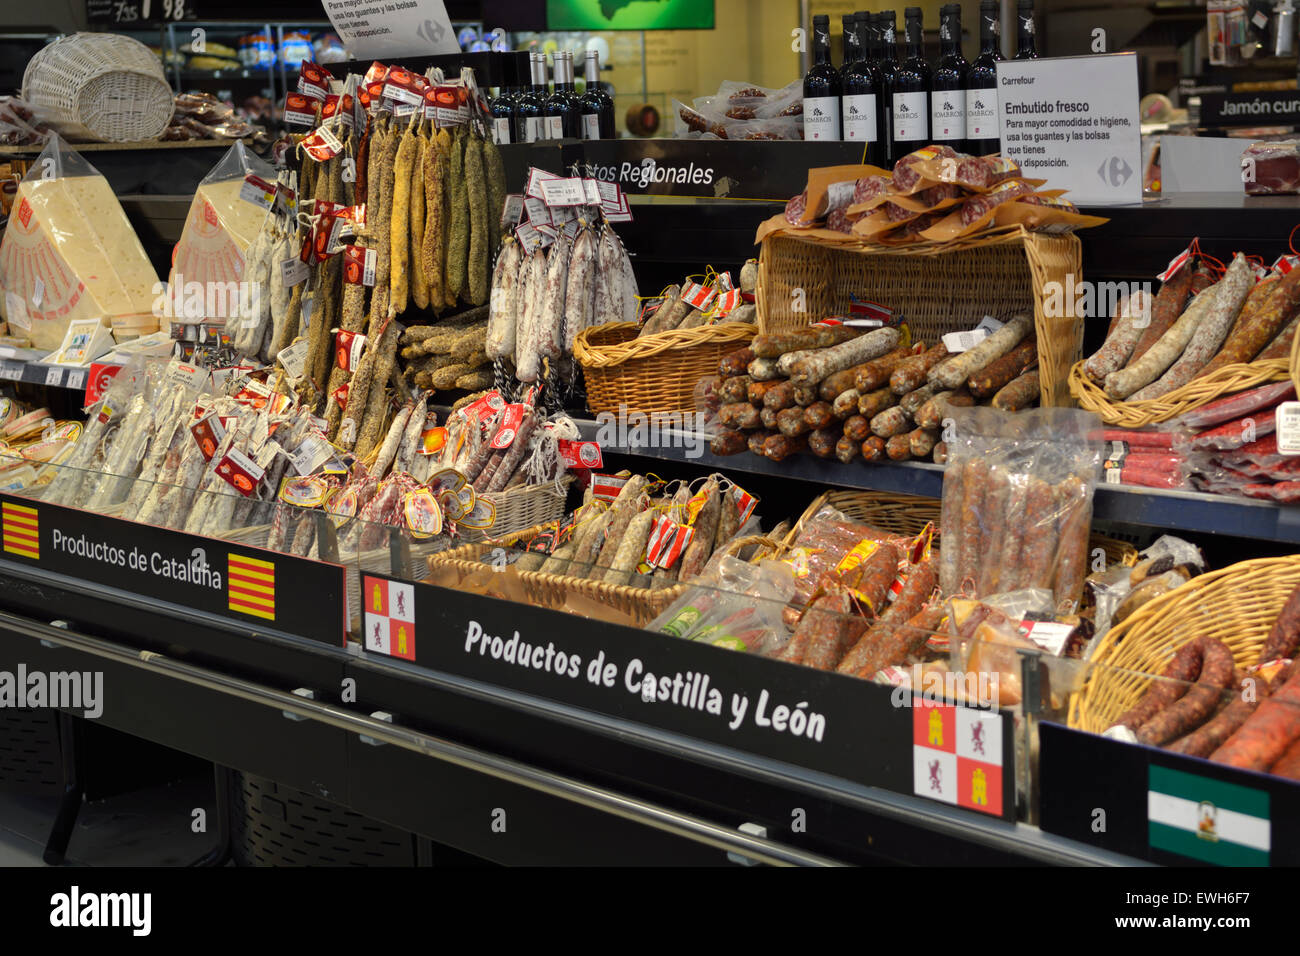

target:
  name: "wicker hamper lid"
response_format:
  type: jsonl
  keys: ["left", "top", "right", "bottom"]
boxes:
{"left": 22, "top": 33, "right": 173, "bottom": 143}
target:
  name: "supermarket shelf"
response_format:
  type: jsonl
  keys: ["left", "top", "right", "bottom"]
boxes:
{"left": 0, "top": 358, "right": 92, "bottom": 392}
{"left": 564, "top": 415, "right": 1300, "bottom": 543}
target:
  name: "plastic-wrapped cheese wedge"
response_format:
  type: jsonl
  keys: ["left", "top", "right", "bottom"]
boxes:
{"left": 0, "top": 134, "right": 160, "bottom": 350}
{"left": 168, "top": 141, "right": 276, "bottom": 325}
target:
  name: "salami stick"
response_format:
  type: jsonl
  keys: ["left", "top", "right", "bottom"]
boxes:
{"left": 976, "top": 466, "right": 1011, "bottom": 596}
{"left": 1261, "top": 580, "right": 1300, "bottom": 662}
{"left": 1200, "top": 265, "right": 1300, "bottom": 375}
{"left": 1051, "top": 475, "right": 1092, "bottom": 611}
{"left": 1082, "top": 292, "right": 1148, "bottom": 383}
{"left": 1104, "top": 282, "right": 1220, "bottom": 399}
{"left": 486, "top": 409, "right": 538, "bottom": 492}
{"left": 1018, "top": 478, "right": 1059, "bottom": 591}
{"left": 787, "top": 327, "right": 901, "bottom": 386}
{"left": 751, "top": 324, "right": 860, "bottom": 358}
{"left": 969, "top": 337, "right": 1037, "bottom": 396}
{"left": 956, "top": 459, "right": 988, "bottom": 591}
{"left": 797, "top": 592, "right": 870, "bottom": 671}
{"left": 929, "top": 315, "right": 1033, "bottom": 390}
{"left": 1130, "top": 264, "right": 1199, "bottom": 363}
{"left": 939, "top": 460, "right": 964, "bottom": 595}
{"left": 837, "top": 561, "right": 937, "bottom": 675}
{"left": 892, "top": 343, "right": 949, "bottom": 394}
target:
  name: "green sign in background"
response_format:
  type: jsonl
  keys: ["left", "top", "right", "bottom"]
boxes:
{"left": 547, "top": 0, "right": 715, "bottom": 30}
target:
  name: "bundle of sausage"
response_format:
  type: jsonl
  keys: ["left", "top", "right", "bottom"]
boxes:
{"left": 648, "top": 554, "right": 797, "bottom": 655}
{"left": 706, "top": 313, "right": 1042, "bottom": 467}
{"left": 637, "top": 263, "right": 757, "bottom": 336}
{"left": 674, "top": 80, "right": 804, "bottom": 141}
{"left": 938, "top": 406, "right": 1105, "bottom": 614}
{"left": 492, "top": 471, "right": 761, "bottom": 590}
{"left": 1084, "top": 251, "right": 1300, "bottom": 404}
{"left": 485, "top": 205, "right": 638, "bottom": 390}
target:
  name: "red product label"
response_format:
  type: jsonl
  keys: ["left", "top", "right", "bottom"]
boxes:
{"left": 214, "top": 447, "right": 266, "bottom": 497}
{"left": 298, "top": 60, "right": 331, "bottom": 100}
{"left": 84, "top": 362, "right": 122, "bottom": 405}
{"left": 191, "top": 412, "right": 226, "bottom": 461}
{"left": 334, "top": 329, "right": 367, "bottom": 371}
{"left": 1158, "top": 242, "right": 1196, "bottom": 282}
{"left": 590, "top": 472, "right": 629, "bottom": 502}
{"left": 343, "top": 244, "right": 376, "bottom": 286}
{"left": 284, "top": 93, "right": 317, "bottom": 126}
{"left": 557, "top": 439, "right": 603, "bottom": 469}
{"left": 459, "top": 390, "right": 504, "bottom": 424}
{"left": 333, "top": 382, "right": 350, "bottom": 410}
{"left": 16, "top": 197, "right": 32, "bottom": 229}
{"left": 301, "top": 126, "right": 344, "bottom": 162}
{"left": 490, "top": 403, "right": 527, "bottom": 449}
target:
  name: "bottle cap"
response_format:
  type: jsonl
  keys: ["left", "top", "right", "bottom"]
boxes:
{"left": 905, "top": 6, "right": 922, "bottom": 16}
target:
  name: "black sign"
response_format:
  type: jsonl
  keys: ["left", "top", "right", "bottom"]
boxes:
{"left": 581, "top": 139, "right": 871, "bottom": 201}
{"left": 1200, "top": 90, "right": 1300, "bottom": 128}
{"left": 1039, "top": 721, "right": 1300, "bottom": 865}
{"left": 358, "top": 573, "right": 1015, "bottom": 819}
{"left": 86, "top": 0, "right": 196, "bottom": 25}
{"left": 0, "top": 492, "right": 345, "bottom": 647}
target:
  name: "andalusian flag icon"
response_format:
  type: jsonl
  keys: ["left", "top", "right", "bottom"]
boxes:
{"left": 1148, "top": 765, "right": 1270, "bottom": 865}
{"left": 2, "top": 501, "right": 39, "bottom": 559}
{"left": 227, "top": 553, "right": 275, "bottom": 620}
{"left": 362, "top": 575, "right": 415, "bottom": 660}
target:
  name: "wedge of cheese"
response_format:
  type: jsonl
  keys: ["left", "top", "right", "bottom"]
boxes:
{"left": 169, "top": 177, "right": 268, "bottom": 297}
{"left": 0, "top": 174, "right": 160, "bottom": 349}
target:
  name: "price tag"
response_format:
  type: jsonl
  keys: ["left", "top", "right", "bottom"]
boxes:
{"left": 240, "top": 174, "right": 276, "bottom": 210}
{"left": 291, "top": 434, "right": 334, "bottom": 475}
{"left": 1158, "top": 242, "right": 1195, "bottom": 282}
{"left": 942, "top": 328, "right": 991, "bottom": 353}
{"left": 4, "top": 292, "right": 30, "bottom": 333}
{"left": 31, "top": 277, "right": 44, "bottom": 308}
{"left": 1252, "top": 10, "right": 1269, "bottom": 29}
{"left": 583, "top": 178, "right": 602, "bottom": 205}
{"left": 525, "top": 167, "right": 562, "bottom": 199}
{"left": 539, "top": 177, "right": 587, "bottom": 206}
{"left": 524, "top": 196, "right": 552, "bottom": 225}
{"left": 1277, "top": 401, "right": 1300, "bottom": 455}
{"left": 281, "top": 257, "right": 310, "bottom": 287}
{"left": 515, "top": 221, "right": 544, "bottom": 251}
{"left": 43, "top": 366, "right": 63, "bottom": 387}
{"left": 501, "top": 194, "right": 524, "bottom": 228}
{"left": 557, "top": 439, "right": 603, "bottom": 469}
{"left": 277, "top": 339, "right": 310, "bottom": 381}
{"left": 0, "top": 362, "right": 23, "bottom": 381}
{"left": 66, "top": 369, "right": 86, "bottom": 391}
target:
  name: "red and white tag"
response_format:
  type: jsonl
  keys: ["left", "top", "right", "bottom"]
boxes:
{"left": 490, "top": 403, "right": 528, "bottom": 449}
{"left": 382, "top": 66, "right": 426, "bottom": 106}
{"left": 240, "top": 174, "right": 276, "bottom": 210}
{"left": 334, "top": 329, "right": 367, "bottom": 371}
{"left": 301, "top": 125, "right": 344, "bottom": 162}
{"left": 459, "top": 390, "right": 505, "bottom": 423}
{"left": 712, "top": 288, "right": 741, "bottom": 317}
{"left": 524, "top": 196, "right": 552, "bottom": 225}
{"left": 849, "top": 299, "right": 894, "bottom": 324}
{"left": 646, "top": 513, "right": 683, "bottom": 567}
{"left": 191, "top": 411, "right": 226, "bottom": 460}
{"left": 1158, "top": 242, "right": 1196, "bottom": 282}
{"left": 525, "top": 167, "right": 563, "bottom": 200}
{"left": 1273, "top": 254, "right": 1299, "bottom": 276}
{"left": 731, "top": 484, "right": 758, "bottom": 524}
{"left": 214, "top": 447, "right": 266, "bottom": 497}
{"left": 590, "top": 472, "right": 629, "bottom": 502}
{"left": 681, "top": 280, "right": 717, "bottom": 311}
{"left": 539, "top": 177, "right": 588, "bottom": 206}
{"left": 343, "top": 245, "right": 377, "bottom": 286}
{"left": 298, "top": 60, "right": 331, "bottom": 101}
{"left": 284, "top": 93, "right": 317, "bottom": 126}
{"left": 557, "top": 439, "right": 603, "bottom": 469}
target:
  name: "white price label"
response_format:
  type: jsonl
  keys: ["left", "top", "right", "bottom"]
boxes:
{"left": 290, "top": 434, "right": 333, "bottom": 475}
{"left": 31, "top": 278, "right": 44, "bottom": 308}
{"left": 524, "top": 196, "right": 551, "bottom": 225}
{"left": 525, "top": 168, "right": 562, "bottom": 199}
{"left": 1276, "top": 401, "right": 1300, "bottom": 455}
{"left": 240, "top": 174, "right": 276, "bottom": 210}
{"left": 0, "top": 362, "right": 23, "bottom": 381}
{"left": 66, "top": 369, "right": 86, "bottom": 391}
{"left": 278, "top": 338, "right": 311, "bottom": 382}
{"left": 43, "top": 366, "right": 63, "bottom": 387}
{"left": 281, "top": 257, "right": 310, "bottom": 287}
{"left": 501, "top": 194, "right": 525, "bottom": 228}
{"left": 974, "top": 315, "right": 1004, "bottom": 335}
{"left": 539, "top": 177, "right": 587, "bottom": 206}
{"left": 582, "top": 178, "right": 602, "bottom": 205}
{"left": 4, "top": 292, "right": 29, "bottom": 333}
{"left": 941, "top": 329, "right": 991, "bottom": 353}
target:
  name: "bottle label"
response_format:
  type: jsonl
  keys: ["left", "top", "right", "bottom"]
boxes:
{"left": 545, "top": 115, "right": 564, "bottom": 139}
{"left": 842, "top": 93, "right": 877, "bottom": 142}
{"left": 966, "top": 86, "right": 999, "bottom": 140}
{"left": 525, "top": 116, "right": 542, "bottom": 143}
{"left": 892, "top": 91, "right": 928, "bottom": 142}
{"left": 493, "top": 117, "right": 512, "bottom": 145}
{"left": 583, "top": 112, "right": 601, "bottom": 139}
{"left": 930, "top": 91, "right": 966, "bottom": 141}
{"left": 803, "top": 95, "right": 841, "bottom": 141}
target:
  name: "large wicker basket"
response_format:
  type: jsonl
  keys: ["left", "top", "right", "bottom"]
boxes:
{"left": 1069, "top": 357, "right": 1291, "bottom": 428}
{"left": 1068, "top": 556, "right": 1300, "bottom": 734}
{"left": 785, "top": 488, "right": 1139, "bottom": 568}
{"left": 457, "top": 476, "right": 573, "bottom": 543}
{"left": 755, "top": 227, "right": 1083, "bottom": 407}
{"left": 574, "top": 321, "right": 757, "bottom": 416}
{"left": 22, "top": 33, "right": 173, "bottom": 143}
{"left": 427, "top": 521, "right": 685, "bottom": 626}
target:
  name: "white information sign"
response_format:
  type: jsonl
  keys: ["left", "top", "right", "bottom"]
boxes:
{"left": 320, "top": 0, "right": 459, "bottom": 59}
{"left": 995, "top": 53, "right": 1142, "bottom": 205}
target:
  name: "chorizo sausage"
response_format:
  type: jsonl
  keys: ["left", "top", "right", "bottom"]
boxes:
{"left": 763, "top": 380, "right": 797, "bottom": 411}
{"left": 956, "top": 459, "right": 990, "bottom": 591}
{"left": 1261, "top": 580, "right": 1300, "bottom": 662}
{"left": 885, "top": 434, "right": 912, "bottom": 460}
{"left": 719, "top": 375, "right": 754, "bottom": 404}
{"left": 843, "top": 415, "right": 871, "bottom": 441}
{"left": 762, "top": 432, "right": 808, "bottom": 461}
{"left": 1050, "top": 475, "right": 1091, "bottom": 610}
{"left": 892, "top": 343, "right": 950, "bottom": 394}
{"left": 932, "top": 440, "right": 948, "bottom": 464}
{"left": 1111, "top": 638, "right": 1202, "bottom": 731}
{"left": 848, "top": 603, "right": 944, "bottom": 677}
{"left": 1136, "top": 637, "right": 1235, "bottom": 746}
{"left": 832, "top": 388, "right": 861, "bottom": 419}
{"left": 803, "top": 401, "right": 836, "bottom": 429}
{"left": 969, "top": 337, "right": 1037, "bottom": 397}
{"left": 1210, "top": 664, "right": 1300, "bottom": 771}
{"left": 710, "top": 429, "right": 748, "bottom": 456}
{"left": 861, "top": 436, "right": 887, "bottom": 462}
{"left": 835, "top": 435, "right": 860, "bottom": 463}
{"left": 719, "top": 402, "right": 762, "bottom": 429}
{"left": 760, "top": 406, "right": 780, "bottom": 430}
{"left": 838, "top": 561, "right": 937, "bottom": 675}
{"left": 858, "top": 386, "right": 898, "bottom": 419}
{"left": 900, "top": 383, "right": 940, "bottom": 417}
{"left": 991, "top": 369, "right": 1040, "bottom": 411}
{"left": 799, "top": 591, "right": 871, "bottom": 671}
{"left": 1166, "top": 671, "right": 1264, "bottom": 757}
{"left": 747, "top": 429, "right": 775, "bottom": 455}
{"left": 909, "top": 427, "right": 939, "bottom": 460}
{"left": 1104, "top": 282, "right": 1221, "bottom": 399}
{"left": 852, "top": 347, "right": 913, "bottom": 393}
{"left": 938, "top": 459, "right": 964, "bottom": 595}
{"left": 752, "top": 324, "right": 860, "bottom": 358}
{"left": 747, "top": 357, "right": 783, "bottom": 381}
{"left": 1199, "top": 265, "right": 1300, "bottom": 374}
{"left": 777, "top": 406, "right": 812, "bottom": 436}
{"left": 720, "top": 345, "right": 756, "bottom": 377}
{"left": 809, "top": 426, "right": 840, "bottom": 458}
{"left": 1130, "top": 264, "right": 1199, "bottom": 363}
{"left": 748, "top": 379, "right": 783, "bottom": 405}
{"left": 819, "top": 363, "right": 868, "bottom": 401}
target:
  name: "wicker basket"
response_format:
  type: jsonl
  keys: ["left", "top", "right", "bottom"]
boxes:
{"left": 783, "top": 488, "right": 1138, "bottom": 568}
{"left": 1069, "top": 357, "right": 1291, "bottom": 428}
{"left": 574, "top": 321, "right": 757, "bottom": 416}
{"left": 1068, "top": 556, "right": 1300, "bottom": 734}
{"left": 755, "top": 227, "right": 1083, "bottom": 407}
{"left": 427, "top": 521, "right": 684, "bottom": 626}
{"left": 457, "top": 476, "right": 573, "bottom": 543}
{"left": 22, "top": 33, "right": 173, "bottom": 143}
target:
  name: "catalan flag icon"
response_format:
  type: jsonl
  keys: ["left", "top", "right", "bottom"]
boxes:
{"left": 228, "top": 552, "right": 275, "bottom": 621}
{"left": 2, "top": 501, "right": 39, "bottom": 560}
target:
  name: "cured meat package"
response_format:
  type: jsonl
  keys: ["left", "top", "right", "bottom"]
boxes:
{"left": 938, "top": 406, "right": 1105, "bottom": 613}
{"left": 0, "top": 134, "right": 160, "bottom": 348}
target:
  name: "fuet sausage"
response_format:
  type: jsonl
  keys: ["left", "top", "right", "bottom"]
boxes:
{"left": 1082, "top": 291, "right": 1149, "bottom": 383}
{"left": 858, "top": 386, "right": 898, "bottom": 419}
{"left": 1130, "top": 264, "right": 1199, "bottom": 363}
{"left": 843, "top": 415, "right": 871, "bottom": 441}
{"left": 929, "top": 315, "right": 1033, "bottom": 389}
{"left": 861, "top": 436, "right": 887, "bottom": 462}
{"left": 891, "top": 343, "right": 950, "bottom": 394}
{"left": 1104, "top": 282, "right": 1221, "bottom": 399}
{"left": 789, "top": 328, "right": 901, "bottom": 386}
{"left": 809, "top": 427, "right": 840, "bottom": 458}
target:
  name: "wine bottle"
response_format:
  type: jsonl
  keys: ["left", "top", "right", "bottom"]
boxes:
{"left": 890, "top": 7, "right": 931, "bottom": 158}
{"left": 841, "top": 12, "right": 883, "bottom": 163}
{"left": 877, "top": 10, "right": 900, "bottom": 160}
{"left": 930, "top": 3, "right": 968, "bottom": 150}
{"left": 544, "top": 52, "right": 582, "bottom": 140}
{"left": 965, "top": 0, "right": 1004, "bottom": 155}
{"left": 803, "top": 14, "right": 842, "bottom": 141}
{"left": 513, "top": 52, "right": 545, "bottom": 144}
{"left": 579, "top": 49, "right": 615, "bottom": 139}
{"left": 489, "top": 79, "right": 516, "bottom": 145}
{"left": 1015, "top": 0, "right": 1039, "bottom": 59}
